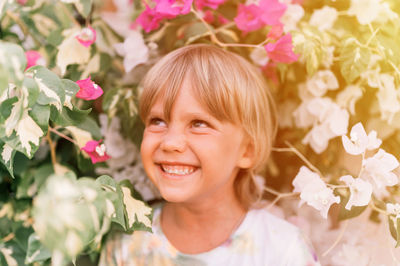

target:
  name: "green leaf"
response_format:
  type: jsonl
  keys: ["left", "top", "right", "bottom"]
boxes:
{"left": 27, "top": 65, "right": 65, "bottom": 111}
{"left": 75, "top": 116, "right": 102, "bottom": 140}
{"left": 340, "top": 38, "right": 371, "bottom": 84}
{"left": 0, "top": 239, "right": 26, "bottom": 266}
{"left": 29, "top": 104, "right": 51, "bottom": 133}
{"left": 0, "top": 140, "right": 16, "bottom": 178}
{"left": 0, "top": 41, "right": 26, "bottom": 89}
{"left": 338, "top": 195, "right": 368, "bottom": 220}
{"left": 96, "top": 175, "right": 126, "bottom": 230}
{"left": 25, "top": 233, "right": 52, "bottom": 264}
{"left": 50, "top": 105, "right": 91, "bottom": 126}
{"left": 388, "top": 216, "right": 400, "bottom": 247}
{"left": 119, "top": 181, "right": 152, "bottom": 233}
{"left": 62, "top": 79, "right": 80, "bottom": 97}
{"left": 75, "top": 0, "right": 93, "bottom": 18}
{"left": 292, "top": 27, "right": 324, "bottom": 76}
{"left": 14, "top": 226, "right": 34, "bottom": 252}
{"left": 24, "top": 76, "right": 40, "bottom": 108}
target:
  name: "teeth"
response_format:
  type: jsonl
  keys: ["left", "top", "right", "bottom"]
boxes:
{"left": 161, "top": 165, "right": 196, "bottom": 175}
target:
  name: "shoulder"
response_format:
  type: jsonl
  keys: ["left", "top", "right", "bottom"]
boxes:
{"left": 242, "top": 207, "right": 320, "bottom": 266}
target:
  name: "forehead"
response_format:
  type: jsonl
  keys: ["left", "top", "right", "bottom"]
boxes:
{"left": 148, "top": 79, "right": 217, "bottom": 121}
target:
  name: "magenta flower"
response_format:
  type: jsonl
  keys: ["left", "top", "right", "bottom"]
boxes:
{"left": 155, "top": 0, "right": 193, "bottom": 17}
{"left": 264, "top": 34, "right": 299, "bottom": 63}
{"left": 194, "top": 0, "right": 226, "bottom": 10}
{"left": 259, "top": 0, "right": 287, "bottom": 26}
{"left": 75, "top": 26, "right": 96, "bottom": 48}
{"left": 234, "top": 4, "right": 264, "bottom": 32}
{"left": 203, "top": 10, "right": 214, "bottom": 23}
{"left": 267, "top": 25, "right": 283, "bottom": 40}
{"left": 218, "top": 14, "right": 229, "bottom": 24}
{"left": 81, "top": 140, "right": 111, "bottom": 164}
{"left": 135, "top": 5, "right": 164, "bottom": 33}
{"left": 25, "top": 50, "right": 46, "bottom": 70}
{"left": 75, "top": 77, "right": 103, "bottom": 100}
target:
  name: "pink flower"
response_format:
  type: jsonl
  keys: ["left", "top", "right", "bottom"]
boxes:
{"left": 81, "top": 140, "right": 111, "bottom": 164}
{"left": 75, "top": 26, "right": 96, "bottom": 47}
{"left": 234, "top": 4, "right": 264, "bottom": 32}
{"left": 17, "top": 0, "right": 28, "bottom": 5}
{"left": 267, "top": 25, "right": 283, "bottom": 40}
{"left": 194, "top": 0, "right": 226, "bottom": 10}
{"left": 75, "top": 77, "right": 103, "bottom": 100}
{"left": 155, "top": 0, "right": 193, "bottom": 17}
{"left": 25, "top": 50, "right": 46, "bottom": 70}
{"left": 259, "top": 0, "right": 287, "bottom": 26}
{"left": 218, "top": 14, "right": 229, "bottom": 24}
{"left": 264, "top": 34, "right": 299, "bottom": 63}
{"left": 203, "top": 10, "right": 214, "bottom": 23}
{"left": 135, "top": 5, "right": 164, "bottom": 33}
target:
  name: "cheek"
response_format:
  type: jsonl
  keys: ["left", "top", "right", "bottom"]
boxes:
{"left": 140, "top": 134, "right": 157, "bottom": 169}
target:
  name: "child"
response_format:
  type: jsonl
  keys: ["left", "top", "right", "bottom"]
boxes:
{"left": 99, "top": 44, "right": 320, "bottom": 265}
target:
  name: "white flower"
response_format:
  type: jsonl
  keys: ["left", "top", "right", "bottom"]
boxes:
{"left": 342, "top": 122, "right": 382, "bottom": 155}
{"left": 348, "top": 0, "right": 382, "bottom": 25}
{"left": 250, "top": 46, "right": 269, "bottom": 66}
{"left": 309, "top": 6, "right": 338, "bottom": 31}
{"left": 376, "top": 74, "right": 400, "bottom": 123}
{"left": 301, "top": 98, "right": 349, "bottom": 154}
{"left": 292, "top": 166, "right": 322, "bottom": 193}
{"left": 361, "top": 149, "right": 399, "bottom": 188}
{"left": 336, "top": 85, "right": 363, "bottom": 115}
{"left": 340, "top": 175, "right": 372, "bottom": 210}
{"left": 114, "top": 31, "right": 149, "bottom": 72}
{"left": 292, "top": 166, "right": 340, "bottom": 219}
{"left": 306, "top": 70, "right": 339, "bottom": 97}
{"left": 281, "top": 4, "right": 304, "bottom": 32}
{"left": 342, "top": 123, "right": 368, "bottom": 155}
{"left": 386, "top": 203, "right": 400, "bottom": 219}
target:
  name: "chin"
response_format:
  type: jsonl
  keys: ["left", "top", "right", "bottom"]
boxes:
{"left": 159, "top": 189, "right": 192, "bottom": 203}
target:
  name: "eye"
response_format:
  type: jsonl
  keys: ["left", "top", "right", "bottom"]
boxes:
{"left": 192, "top": 120, "right": 209, "bottom": 128}
{"left": 148, "top": 117, "right": 166, "bottom": 127}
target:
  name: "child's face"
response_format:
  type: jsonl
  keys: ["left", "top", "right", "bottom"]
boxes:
{"left": 140, "top": 78, "right": 252, "bottom": 204}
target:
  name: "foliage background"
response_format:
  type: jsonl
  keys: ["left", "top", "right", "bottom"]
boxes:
{"left": 1, "top": 0, "right": 400, "bottom": 265}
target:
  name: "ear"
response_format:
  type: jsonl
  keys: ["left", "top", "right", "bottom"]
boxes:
{"left": 237, "top": 138, "right": 255, "bottom": 169}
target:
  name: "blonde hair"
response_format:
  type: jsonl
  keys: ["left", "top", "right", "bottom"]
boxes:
{"left": 139, "top": 44, "right": 277, "bottom": 209}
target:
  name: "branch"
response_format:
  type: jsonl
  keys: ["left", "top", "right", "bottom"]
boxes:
{"left": 48, "top": 127, "right": 78, "bottom": 145}
{"left": 46, "top": 129, "right": 57, "bottom": 167}
{"left": 272, "top": 141, "right": 324, "bottom": 177}
{"left": 322, "top": 219, "right": 348, "bottom": 257}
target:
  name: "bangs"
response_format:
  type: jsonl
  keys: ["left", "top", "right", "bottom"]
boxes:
{"left": 139, "top": 45, "right": 244, "bottom": 124}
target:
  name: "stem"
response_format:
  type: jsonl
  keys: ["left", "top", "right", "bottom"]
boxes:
{"left": 366, "top": 24, "right": 380, "bottom": 46}
{"left": 369, "top": 200, "right": 388, "bottom": 215}
{"left": 46, "top": 129, "right": 57, "bottom": 166}
{"left": 322, "top": 219, "right": 348, "bottom": 257}
{"left": 264, "top": 186, "right": 297, "bottom": 197}
{"left": 48, "top": 127, "right": 78, "bottom": 145}
{"left": 272, "top": 141, "right": 324, "bottom": 177}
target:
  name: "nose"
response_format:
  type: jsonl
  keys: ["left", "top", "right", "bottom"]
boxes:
{"left": 160, "top": 128, "right": 187, "bottom": 153}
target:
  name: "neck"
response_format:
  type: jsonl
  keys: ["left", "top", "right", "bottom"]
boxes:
{"left": 162, "top": 188, "right": 246, "bottom": 232}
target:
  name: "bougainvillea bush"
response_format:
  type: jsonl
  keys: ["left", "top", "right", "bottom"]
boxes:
{"left": 1, "top": 0, "right": 400, "bottom": 265}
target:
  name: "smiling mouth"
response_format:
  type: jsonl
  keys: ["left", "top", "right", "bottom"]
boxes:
{"left": 159, "top": 164, "right": 197, "bottom": 176}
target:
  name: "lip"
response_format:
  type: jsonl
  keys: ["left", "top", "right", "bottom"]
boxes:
{"left": 155, "top": 160, "right": 199, "bottom": 167}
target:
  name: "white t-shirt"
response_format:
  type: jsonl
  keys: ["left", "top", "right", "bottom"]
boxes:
{"left": 99, "top": 206, "right": 320, "bottom": 266}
